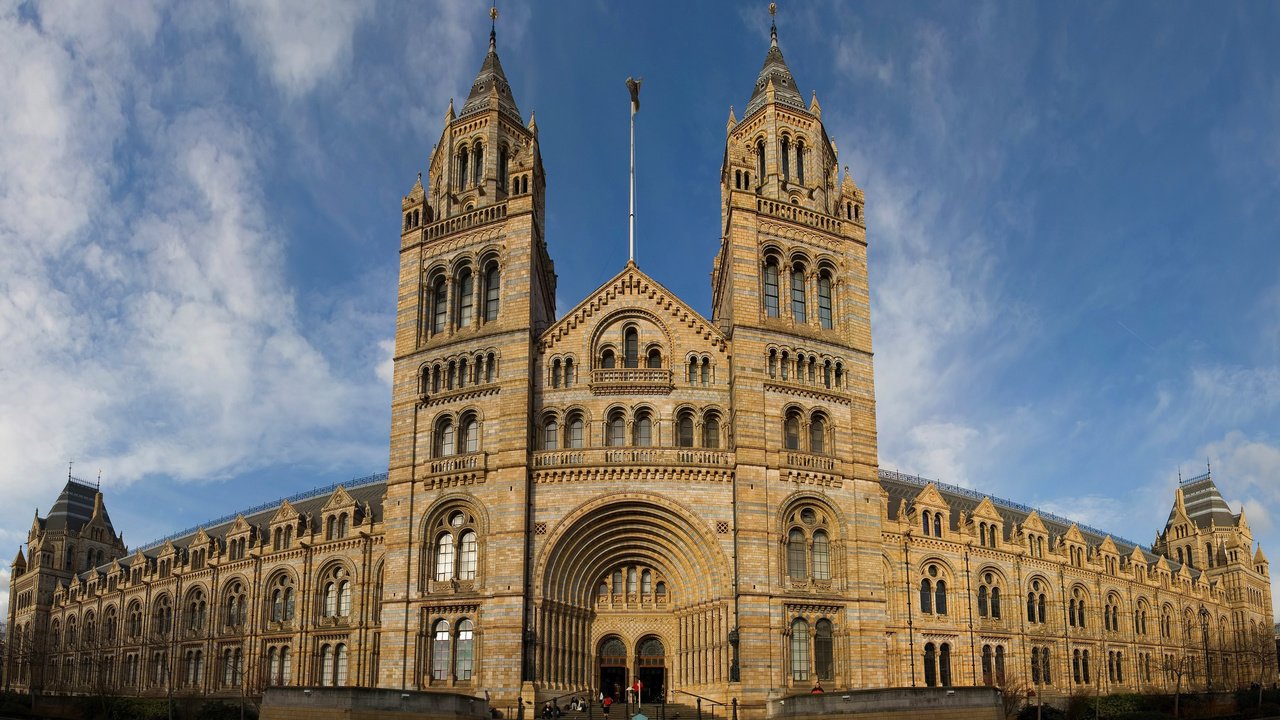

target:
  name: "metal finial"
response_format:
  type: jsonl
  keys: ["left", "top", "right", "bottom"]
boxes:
{"left": 68, "top": 460, "right": 73, "bottom": 482}
{"left": 96, "top": 469, "right": 102, "bottom": 489}
{"left": 489, "top": 2, "right": 498, "bottom": 49}
{"left": 769, "top": 2, "right": 777, "bottom": 17}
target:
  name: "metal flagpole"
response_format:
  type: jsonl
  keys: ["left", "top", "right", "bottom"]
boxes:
{"left": 626, "top": 76, "right": 641, "bottom": 263}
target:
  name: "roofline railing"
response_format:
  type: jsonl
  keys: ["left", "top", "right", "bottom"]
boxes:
{"left": 136, "top": 471, "right": 388, "bottom": 552}
{"left": 878, "top": 468, "right": 1149, "bottom": 552}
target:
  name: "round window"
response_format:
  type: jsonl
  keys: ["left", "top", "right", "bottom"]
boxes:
{"left": 450, "top": 512, "right": 465, "bottom": 528}
{"left": 927, "top": 565, "right": 938, "bottom": 578}
{"left": 800, "top": 508, "right": 817, "bottom": 525}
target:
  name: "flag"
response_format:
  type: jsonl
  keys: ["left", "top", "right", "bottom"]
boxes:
{"left": 627, "top": 76, "right": 642, "bottom": 114}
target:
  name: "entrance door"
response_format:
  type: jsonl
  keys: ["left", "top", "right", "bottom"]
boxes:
{"left": 636, "top": 636, "right": 665, "bottom": 703}
{"left": 598, "top": 636, "right": 627, "bottom": 701}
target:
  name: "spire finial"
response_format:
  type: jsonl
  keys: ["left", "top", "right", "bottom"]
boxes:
{"left": 96, "top": 469, "right": 101, "bottom": 489}
{"left": 769, "top": 3, "right": 778, "bottom": 47}
{"left": 67, "top": 459, "right": 73, "bottom": 482}
{"left": 489, "top": 2, "right": 498, "bottom": 51}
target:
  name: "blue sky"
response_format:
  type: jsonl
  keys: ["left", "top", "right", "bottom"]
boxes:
{"left": 1, "top": 1, "right": 1278, "bottom": 617}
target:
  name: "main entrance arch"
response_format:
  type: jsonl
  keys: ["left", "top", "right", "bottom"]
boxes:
{"left": 532, "top": 494, "right": 733, "bottom": 695}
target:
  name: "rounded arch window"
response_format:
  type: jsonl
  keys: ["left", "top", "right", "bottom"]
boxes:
{"left": 600, "top": 347, "right": 616, "bottom": 369}
{"left": 566, "top": 412, "right": 585, "bottom": 449}
{"left": 783, "top": 410, "right": 801, "bottom": 450}
{"left": 817, "top": 269, "right": 834, "bottom": 329}
{"left": 702, "top": 412, "right": 721, "bottom": 449}
{"left": 458, "top": 412, "right": 479, "bottom": 454}
{"left": 676, "top": 411, "right": 695, "bottom": 448}
{"left": 646, "top": 346, "right": 662, "bottom": 368}
{"left": 809, "top": 413, "right": 827, "bottom": 454}
{"left": 623, "top": 326, "right": 639, "bottom": 368}
{"left": 428, "top": 508, "right": 480, "bottom": 585}
{"left": 434, "top": 416, "right": 455, "bottom": 457}
{"left": 456, "top": 265, "right": 474, "bottom": 328}
{"left": 541, "top": 416, "right": 559, "bottom": 450}
{"left": 320, "top": 566, "right": 352, "bottom": 618}
{"left": 266, "top": 575, "right": 295, "bottom": 624}
{"left": 606, "top": 410, "right": 626, "bottom": 447}
{"left": 633, "top": 410, "right": 653, "bottom": 447}
{"left": 763, "top": 256, "right": 781, "bottom": 317}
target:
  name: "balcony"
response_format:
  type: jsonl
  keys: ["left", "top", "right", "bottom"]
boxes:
{"left": 427, "top": 452, "right": 486, "bottom": 477}
{"left": 589, "top": 368, "right": 673, "bottom": 395}
{"left": 756, "top": 198, "right": 844, "bottom": 234}
{"left": 423, "top": 203, "right": 508, "bottom": 242}
{"left": 783, "top": 451, "right": 839, "bottom": 473}
{"left": 532, "top": 447, "right": 732, "bottom": 470}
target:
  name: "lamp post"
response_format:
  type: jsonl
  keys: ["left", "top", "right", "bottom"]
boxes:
{"left": 1199, "top": 607, "right": 1211, "bottom": 693}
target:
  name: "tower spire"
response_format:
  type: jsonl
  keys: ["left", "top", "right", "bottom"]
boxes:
{"left": 489, "top": 2, "right": 498, "bottom": 51}
{"left": 770, "top": 2, "right": 778, "bottom": 48}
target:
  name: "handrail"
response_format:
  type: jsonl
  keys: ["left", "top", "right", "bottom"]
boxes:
{"left": 671, "top": 690, "right": 727, "bottom": 707}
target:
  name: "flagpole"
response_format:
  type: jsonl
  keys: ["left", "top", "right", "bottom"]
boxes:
{"left": 627, "top": 77, "right": 641, "bottom": 264}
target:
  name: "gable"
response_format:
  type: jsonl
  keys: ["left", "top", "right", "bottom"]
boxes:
{"left": 321, "top": 486, "right": 357, "bottom": 513}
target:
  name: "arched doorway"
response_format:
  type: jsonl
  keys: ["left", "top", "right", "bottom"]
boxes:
{"left": 636, "top": 635, "right": 665, "bottom": 702}
{"left": 598, "top": 636, "right": 627, "bottom": 701}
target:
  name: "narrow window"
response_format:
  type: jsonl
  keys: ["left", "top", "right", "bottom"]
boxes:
{"left": 677, "top": 413, "right": 694, "bottom": 447}
{"left": 818, "top": 272, "right": 833, "bottom": 328}
{"left": 624, "top": 327, "right": 639, "bottom": 368}
{"left": 456, "top": 267, "right": 474, "bottom": 328}
{"left": 455, "top": 620, "right": 474, "bottom": 680}
{"left": 688, "top": 357, "right": 698, "bottom": 383}
{"left": 920, "top": 579, "right": 933, "bottom": 613}
{"left": 647, "top": 347, "right": 662, "bottom": 368}
{"left": 483, "top": 262, "right": 500, "bottom": 321}
{"left": 978, "top": 586, "right": 989, "bottom": 618}
{"left": 809, "top": 415, "right": 825, "bottom": 454}
{"left": 814, "top": 619, "right": 833, "bottom": 680}
{"left": 702, "top": 414, "right": 720, "bottom": 449}
{"left": 812, "top": 530, "right": 830, "bottom": 580}
{"left": 431, "top": 276, "right": 447, "bottom": 334}
{"left": 567, "top": 415, "right": 584, "bottom": 449}
{"left": 781, "top": 137, "right": 790, "bottom": 180}
{"left": 784, "top": 412, "right": 800, "bottom": 450}
{"left": 933, "top": 513, "right": 942, "bottom": 537}
{"left": 498, "top": 146, "right": 509, "bottom": 191}
{"left": 982, "top": 645, "right": 993, "bottom": 685}
{"left": 431, "top": 620, "right": 450, "bottom": 681}
{"left": 763, "top": 260, "right": 780, "bottom": 317}
{"left": 991, "top": 587, "right": 1001, "bottom": 618}
{"left": 563, "top": 358, "right": 573, "bottom": 386}
{"left": 458, "top": 531, "right": 477, "bottom": 580}
{"left": 607, "top": 413, "right": 625, "bottom": 447}
{"left": 796, "top": 139, "right": 805, "bottom": 184}
{"left": 458, "top": 148, "right": 469, "bottom": 189}
{"left": 922, "top": 510, "right": 931, "bottom": 536}
{"left": 756, "top": 139, "right": 766, "bottom": 184}
{"left": 700, "top": 357, "right": 710, "bottom": 384}
{"left": 787, "top": 529, "right": 807, "bottom": 580}
{"left": 543, "top": 419, "right": 558, "bottom": 450}
{"left": 551, "top": 360, "right": 561, "bottom": 388}
{"left": 601, "top": 348, "right": 616, "bottom": 369}
{"left": 790, "top": 619, "right": 809, "bottom": 681}
{"left": 634, "top": 414, "right": 652, "bottom": 446}
{"left": 435, "top": 534, "right": 454, "bottom": 581}
{"left": 435, "top": 417, "right": 455, "bottom": 457}
{"left": 791, "top": 266, "right": 807, "bottom": 322}
{"left": 923, "top": 643, "right": 937, "bottom": 687}
{"left": 460, "top": 415, "right": 478, "bottom": 453}
{"left": 939, "top": 643, "right": 952, "bottom": 687}
{"left": 935, "top": 580, "right": 948, "bottom": 615}
{"left": 472, "top": 142, "right": 483, "bottom": 186}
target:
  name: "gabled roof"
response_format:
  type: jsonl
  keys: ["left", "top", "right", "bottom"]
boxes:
{"left": 459, "top": 30, "right": 522, "bottom": 122}
{"left": 744, "top": 19, "right": 807, "bottom": 118}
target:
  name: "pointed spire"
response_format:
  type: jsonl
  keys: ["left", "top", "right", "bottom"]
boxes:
{"left": 460, "top": 4, "right": 522, "bottom": 122}
{"left": 12, "top": 547, "right": 26, "bottom": 569}
{"left": 527, "top": 110, "right": 538, "bottom": 136}
{"left": 810, "top": 89, "right": 821, "bottom": 118}
{"left": 446, "top": 98, "right": 455, "bottom": 122}
{"left": 745, "top": 2, "right": 805, "bottom": 117}
{"left": 726, "top": 105, "right": 737, "bottom": 134}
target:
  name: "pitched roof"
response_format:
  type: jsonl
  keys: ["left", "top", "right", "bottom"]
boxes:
{"left": 43, "top": 478, "right": 103, "bottom": 534}
{"left": 1174, "top": 473, "right": 1237, "bottom": 529}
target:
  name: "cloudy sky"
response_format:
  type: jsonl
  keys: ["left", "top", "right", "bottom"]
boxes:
{"left": 1, "top": 1, "right": 1277, "bottom": 617}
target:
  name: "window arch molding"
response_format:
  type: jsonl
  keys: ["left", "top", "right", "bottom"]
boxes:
{"left": 975, "top": 567, "right": 1008, "bottom": 620}
{"left": 262, "top": 571, "right": 298, "bottom": 626}
{"left": 218, "top": 575, "right": 250, "bottom": 630}
{"left": 917, "top": 558, "right": 955, "bottom": 616}
{"left": 420, "top": 497, "right": 488, "bottom": 590}
{"left": 316, "top": 560, "right": 357, "bottom": 620}
{"left": 777, "top": 493, "right": 844, "bottom": 582}
{"left": 587, "top": 308, "right": 674, "bottom": 371}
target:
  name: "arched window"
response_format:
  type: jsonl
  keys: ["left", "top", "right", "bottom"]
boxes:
{"left": 939, "top": 643, "right": 952, "bottom": 686}
{"left": 566, "top": 413, "right": 585, "bottom": 449}
{"left": 320, "top": 566, "right": 351, "bottom": 618}
{"left": 607, "top": 411, "right": 626, "bottom": 447}
{"left": 677, "top": 412, "right": 694, "bottom": 448}
{"left": 923, "top": 643, "right": 937, "bottom": 687}
{"left": 472, "top": 142, "right": 483, "bottom": 186}
{"left": 641, "top": 570, "right": 652, "bottom": 595}
{"left": 459, "top": 413, "right": 479, "bottom": 453}
{"left": 455, "top": 619, "right": 474, "bottom": 680}
{"left": 763, "top": 259, "right": 780, "bottom": 317}
{"left": 702, "top": 413, "right": 720, "bottom": 449}
{"left": 982, "top": 644, "right": 994, "bottom": 685}
{"left": 784, "top": 411, "right": 801, "bottom": 450}
{"left": 456, "top": 266, "right": 474, "bottom": 329}
{"left": 634, "top": 412, "right": 653, "bottom": 447}
{"left": 430, "top": 275, "right": 447, "bottom": 335}
{"left": 790, "top": 618, "right": 809, "bottom": 681}
{"left": 483, "top": 261, "right": 500, "bottom": 322}
{"left": 781, "top": 136, "right": 791, "bottom": 180}
{"left": 814, "top": 618, "right": 833, "bottom": 679}
{"left": 601, "top": 348, "right": 616, "bottom": 369}
{"left": 922, "top": 510, "right": 931, "bottom": 536}
{"left": 787, "top": 529, "right": 807, "bottom": 580}
{"left": 498, "top": 146, "right": 509, "bottom": 191}
{"left": 627, "top": 567, "right": 638, "bottom": 594}
{"left": 991, "top": 586, "right": 1002, "bottom": 619}
{"left": 434, "top": 416, "right": 455, "bottom": 457}
{"left": 688, "top": 356, "right": 698, "bottom": 383}
{"left": 734, "top": 170, "right": 742, "bottom": 189}
{"left": 434, "top": 533, "right": 455, "bottom": 582}
{"left": 809, "top": 414, "right": 826, "bottom": 454}
{"left": 756, "top": 139, "right": 766, "bottom": 185}
{"left": 459, "top": 531, "right": 477, "bottom": 580}
{"left": 812, "top": 530, "right": 830, "bottom": 580}
{"left": 431, "top": 620, "right": 450, "bottom": 681}
{"left": 933, "top": 513, "right": 942, "bottom": 537}
{"left": 542, "top": 418, "right": 559, "bottom": 450}
{"left": 266, "top": 576, "right": 295, "bottom": 623}
{"left": 563, "top": 357, "right": 574, "bottom": 386}
{"left": 920, "top": 579, "right": 933, "bottom": 613}
{"left": 796, "top": 139, "right": 806, "bottom": 185}
{"left": 744, "top": 171, "right": 750, "bottom": 188}
{"left": 791, "top": 265, "right": 807, "bottom": 322}
{"left": 978, "top": 572, "right": 1001, "bottom": 619}
{"left": 701, "top": 357, "right": 710, "bottom": 384}
{"left": 458, "top": 147, "right": 469, "bottom": 188}
{"left": 624, "top": 327, "right": 639, "bottom": 368}
{"left": 647, "top": 347, "right": 662, "bottom": 368}
{"left": 978, "top": 585, "right": 989, "bottom": 618}
{"left": 817, "top": 271, "right": 833, "bottom": 328}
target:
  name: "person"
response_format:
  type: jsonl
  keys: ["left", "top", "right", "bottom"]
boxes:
{"left": 633, "top": 679, "right": 643, "bottom": 709}
{"left": 603, "top": 695, "right": 613, "bottom": 717}
{"left": 542, "top": 702, "right": 553, "bottom": 720}
{"left": 811, "top": 680, "right": 824, "bottom": 694}
{"left": 552, "top": 700, "right": 561, "bottom": 718}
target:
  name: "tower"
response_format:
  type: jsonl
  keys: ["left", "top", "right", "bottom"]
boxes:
{"left": 711, "top": 10, "right": 885, "bottom": 690}
{"left": 381, "top": 21, "right": 556, "bottom": 695}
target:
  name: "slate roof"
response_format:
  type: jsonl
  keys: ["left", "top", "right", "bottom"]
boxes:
{"left": 744, "top": 21, "right": 807, "bottom": 118}
{"left": 1173, "top": 473, "right": 1237, "bottom": 529}
{"left": 459, "top": 31, "right": 523, "bottom": 122}
{"left": 43, "top": 478, "right": 105, "bottom": 534}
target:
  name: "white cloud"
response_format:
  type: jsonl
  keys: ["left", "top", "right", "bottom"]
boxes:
{"left": 230, "top": 0, "right": 373, "bottom": 98}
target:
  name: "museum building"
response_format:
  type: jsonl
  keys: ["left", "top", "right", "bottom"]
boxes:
{"left": 4, "top": 12, "right": 1275, "bottom": 712}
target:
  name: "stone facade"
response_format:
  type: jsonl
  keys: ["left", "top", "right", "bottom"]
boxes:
{"left": 4, "top": 14, "right": 1276, "bottom": 716}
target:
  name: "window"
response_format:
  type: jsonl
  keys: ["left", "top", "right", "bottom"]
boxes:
{"left": 223, "top": 581, "right": 246, "bottom": 629}
{"left": 472, "top": 142, "right": 483, "bottom": 186}
{"left": 320, "top": 566, "right": 352, "bottom": 618}
{"left": 601, "top": 348, "right": 616, "bottom": 369}
{"left": 634, "top": 412, "right": 653, "bottom": 446}
{"left": 455, "top": 619, "right": 474, "bottom": 680}
{"left": 763, "top": 260, "right": 780, "bottom": 317}
{"left": 431, "top": 620, "right": 450, "bottom": 681}
{"left": 757, "top": 139, "right": 766, "bottom": 185}
{"left": 787, "top": 529, "right": 806, "bottom": 580}
{"left": 978, "top": 572, "right": 1002, "bottom": 619}
{"left": 781, "top": 137, "right": 791, "bottom": 180}
{"left": 607, "top": 411, "right": 626, "bottom": 447}
{"left": 701, "top": 357, "right": 710, "bottom": 384}
{"left": 456, "top": 267, "right": 474, "bottom": 328}
{"left": 924, "top": 643, "right": 937, "bottom": 687}
{"left": 796, "top": 139, "right": 805, "bottom": 185}
{"left": 809, "top": 414, "right": 826, "bottom": 454}
{"left": 483, "top": 261, "right": 500, "bottom": 322}
{"left": 459, "top": 413, "right": 479, "bottom": 453}
{"left": 185, "top": 588, "right": 207, "bottom": 632}
{"left": 702, "top": 413, "right": 720, "bottom": 449}
{"left": 812, "top": 530, "right": 830, "bottom": 580}
{"left": 434, "top": 417, "right": 455, "bottom": 457}
{"left": 435, "top": 534, "right": 455, "bottom": 582}
{"left": 784, "top": 411, "right": 801, "bottom": 450}
{"left": 791, "top": 266, "right": 807, "bottom": 322}
{"left": 430, "top": 275, "right": 447, "bottom": 334}
{"left": 458, "top": 148, "right": 469, "bottom": 188}
{"left": 817, "top": 271, "right": 833, "bottom": 328}
{"left": 624, "top": 327, "right": 639, "bottom": 368}
{"left": 542, "top": 418, "right": 558, "bottom": 450}
{"left": 647, "top": 347, "right": 662, "bottom": 368}
{"left": 814, "top": 619, "right": 833, "bottom": 679}
{"left": 458, "top": 531, "right": 477, "bottom": 580}
{"left": 567, "top": 414, "right": 585, "bottom": 448}
{"left": 498, "top": 146, "right": 509, "bottom": 191}
{"left": 1027, "top": 579, "right": 1047, "bottom": 624}
{"left": 430, "top": 510, "right": 479, "bottom": 585}
{"left": 677, "top": 412, "right": 694, "bottom": 448}
{"left": 790, "top": 618, "right": 809, "bottom": 681}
